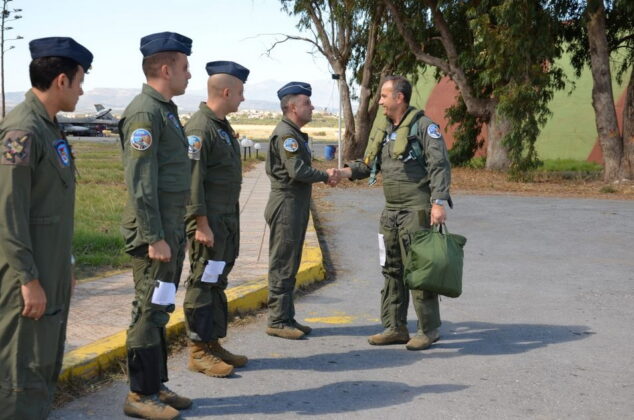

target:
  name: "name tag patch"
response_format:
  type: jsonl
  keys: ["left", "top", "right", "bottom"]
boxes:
{"left": 217, "top": 129, "right": 231, "bottom": 145}
{"left": 167, "top": 112, "right": 181, "bottom": 130}
{"left": 54, "top": 139, "right": 71, "bottom": 167}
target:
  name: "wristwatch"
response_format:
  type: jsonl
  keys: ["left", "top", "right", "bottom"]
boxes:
{"left": 432, "top": 199, "right": 445, "bottom": 206}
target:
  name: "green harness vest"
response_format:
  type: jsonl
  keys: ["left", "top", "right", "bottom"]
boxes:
{"left": 365, "top": 107, "right": 426, "bottom": 185}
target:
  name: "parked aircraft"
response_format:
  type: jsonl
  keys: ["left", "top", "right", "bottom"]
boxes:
{"left": 57, "top": 104, "right": 119, "bottom": 136}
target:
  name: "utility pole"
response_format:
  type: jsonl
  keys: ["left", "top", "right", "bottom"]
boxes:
{"left": 332, "top": 73, "right": 342, "bottom": 169}
{"left": 1, "top": 0, "right": 22, "bottom": 118}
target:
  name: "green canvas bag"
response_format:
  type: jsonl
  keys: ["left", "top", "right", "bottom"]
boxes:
{"left": 404, "top": 224, "right": 467, "bottom": 297}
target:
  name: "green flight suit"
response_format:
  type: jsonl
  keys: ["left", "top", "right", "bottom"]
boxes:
{"left": 264, "top": 117, "right": 328, "bottom": 328}
{"left": 119, "top": 84, "right": 190, "bottom": 395}
{"left": 347, "top": 107, "right": 452, "bottom": 335}
{"left": 183, "top": 103, "right": 241, "bottom": 342}
{"left": 0, "top": 90, "right": 75, "bottom": 420}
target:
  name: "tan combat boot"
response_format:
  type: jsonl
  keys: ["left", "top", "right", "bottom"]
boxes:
{"left": 265, "top": 325, "right": 305, "bottom": 340}
{"left": 188, "top": 340, "right": 234, "bottom": 377}
{"left": 292, "top": 320, "right": 313, "bottom": 335}
{"left": 405, "top": 328, "right": 440, "bottom": 351}
{"left": 208, "top": 340, "right": 248, "bottom": 368}
{"left": 367, "top": 327, "right": 410, "bottom": 345}
{"left": 123, "top": 391, "right": 180, "bottom": 420}
{"left": 158, "top": 384, "right": 192, "bottom": 410}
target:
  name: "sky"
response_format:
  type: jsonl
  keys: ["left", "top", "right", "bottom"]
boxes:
{"left": 2, "top": 0, "right": 334, "bottom": 94}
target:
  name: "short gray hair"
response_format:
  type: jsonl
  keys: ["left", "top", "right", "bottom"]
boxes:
{"left": 280, "top": 94, "right": 299, "bottom": 114}
{"left": 384, "top": 75, "right": 412, "bottom": 104}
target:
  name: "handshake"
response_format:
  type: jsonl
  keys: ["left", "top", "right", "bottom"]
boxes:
{"left": 325, "top": 168, "right": 346, "bottom": 187}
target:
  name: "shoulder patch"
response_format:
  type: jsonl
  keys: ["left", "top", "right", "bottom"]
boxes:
{"left": 1, "top": 130, "right": 32, "bottom": 166}
{"left": 217, "top": 129, "right": 232, "bottom": 145}
{"left": 130, "top": 128, "right": 152, "bottom": 151}
{"left": 283, "top": 137, "right": 299, "bottom": 153}
{"left": 427, "top": 123, "right": 442, "bottom": 139}
{"left": 188, "top": 135, "right": 202, "bottom": 160}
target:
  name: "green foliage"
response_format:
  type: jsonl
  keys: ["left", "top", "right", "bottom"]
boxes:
{"left": 467, "top": 0, "right": 568, "bottom": 172}
{"left": 388, "top": 0, "right": 571, "bottom": 172}
{"left": 446, "top": 96, "right": 484, "bottom": 166}
{"left": 563, "top": 0, "right": 634, "bottom": 83}
{"left": 465, "top": 156, "right": 486, "bottom": 169}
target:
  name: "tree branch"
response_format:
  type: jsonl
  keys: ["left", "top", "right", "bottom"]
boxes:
{"left": 264, "top": 33, "right": 328, "bottom": 59}
{"left": 425, "top": 0, "right": 492, "bottom": 118}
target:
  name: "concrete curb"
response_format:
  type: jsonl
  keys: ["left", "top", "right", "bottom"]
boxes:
{"left": 58, "top": 213, "right": 325, "bottom": 384}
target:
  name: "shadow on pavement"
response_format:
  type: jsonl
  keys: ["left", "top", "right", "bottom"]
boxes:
{"left": 190, "top": 380, "right": 468, "bottom": 416}
{"left": 246, "top": 348, "right": 424, "bottom": 372}
{"left": 301, "top": 320, "right": 593, "bottom": 359}
{"left": 428, "top": 320, "right": 594, "bottom": 357}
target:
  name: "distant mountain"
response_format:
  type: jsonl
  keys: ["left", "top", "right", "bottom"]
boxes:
{"left": 3, "top": 78, "right": 344, "bottom": 114}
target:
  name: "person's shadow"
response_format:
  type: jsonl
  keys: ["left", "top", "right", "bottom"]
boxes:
{"left": 190, "top": 380, "right": 468, "bottom": 417}
{"left": 187, "top": 320, "right": 592, "bottom": 416}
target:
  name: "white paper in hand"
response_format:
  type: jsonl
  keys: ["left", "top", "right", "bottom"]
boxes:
{"left": 378, "top": 233, "right": 386, "bottom": 267}
{"left": 201, "top": 260, "right": 226, "bottom": 283}
{"left": 151, "top": 281, "right": 176, "bottom": 305}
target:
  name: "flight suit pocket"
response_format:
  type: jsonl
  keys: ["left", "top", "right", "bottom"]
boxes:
{"left": 18, "top": 307, "right": 65, "bottom": 387}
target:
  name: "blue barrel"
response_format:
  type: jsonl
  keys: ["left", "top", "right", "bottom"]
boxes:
{"left": 324, "top": 145, "right": 337, "bottom": 160}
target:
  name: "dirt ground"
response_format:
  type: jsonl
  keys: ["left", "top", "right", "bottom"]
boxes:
{"left": 311, "top": 161, "right": 634, "bottom": 200}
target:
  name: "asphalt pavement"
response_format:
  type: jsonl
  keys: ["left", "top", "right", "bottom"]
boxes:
{"left": 52, "top": 189, "right": 634, "bottom": 419}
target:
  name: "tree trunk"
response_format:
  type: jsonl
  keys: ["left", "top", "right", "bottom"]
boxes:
{"left": 486, "top": 108, "right": 511, "bottom": 170}
{"left": 621, "top": 69, "right": 634, "bottom": 180}
{"left": 339, "top": 77, "right": 358, "bottom": 160}
{"left": 586, "top": 0, "right": 623, "bottom": 182}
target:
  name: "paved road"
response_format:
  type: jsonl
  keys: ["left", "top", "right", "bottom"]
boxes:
{"left": 52, "top": 190, "right": 634, "bottom": 419}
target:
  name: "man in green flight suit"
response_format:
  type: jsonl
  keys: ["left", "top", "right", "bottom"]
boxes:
{"left": 184, "top": 61, "right": 250, "bottom": 378}
{"left": 0, "top": 37, "right": 92, "bottom": 420}
{"left": 338, "top": 75, "right": 452, "bottom": 351}
{"left": 265, "top": 82, "right": 338, "bottom": 340}
{"left": 119, "top": 32, "right": 193, "bottom": 420}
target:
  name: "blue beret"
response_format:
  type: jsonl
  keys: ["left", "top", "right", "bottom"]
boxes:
{"left": 29, "top": 37, "right": 93, "bottom": 72}
{"left": 140, "top": 32, "right": 192, "bottom": 57}
{"left": 277, "top": 81, "right": 312, "bottom": 100}
{"left": 206, "top": 61, "right": 250, "bottom": 83}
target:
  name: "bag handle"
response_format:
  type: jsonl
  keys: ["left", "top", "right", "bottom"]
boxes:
{"left": 432, "top": 223, "right": 450, "bottom": 234}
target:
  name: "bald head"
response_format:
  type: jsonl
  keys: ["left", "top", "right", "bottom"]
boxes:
{"left": 208, "top": 73, "right": 241, "bottom": 97}
{"left": 206, "top": 73, "right": 245, "bottom": 118}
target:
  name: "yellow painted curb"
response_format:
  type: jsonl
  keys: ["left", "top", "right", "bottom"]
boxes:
{"left": 59, "top": 213, "right": 325, "bottom": 384}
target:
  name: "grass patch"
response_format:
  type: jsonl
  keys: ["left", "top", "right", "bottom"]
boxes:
{"left": 538, "top": 159, "right": 603, "bottom": 172}
{"left": 71, "top": 141, "right": 130, "bottom": 279}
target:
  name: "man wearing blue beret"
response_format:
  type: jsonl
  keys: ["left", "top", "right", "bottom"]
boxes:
{"left": 264, "top": 81, "right": 338, "bottom": 339}
{"left": 119, "top": 31, "right": 193, "bottom": 420}
{"left": 0, "top": 36, "right": 92, "bottom": 419}
{"left": 183, "top": 61, "right": 249, "bottom": 378}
